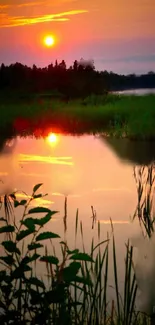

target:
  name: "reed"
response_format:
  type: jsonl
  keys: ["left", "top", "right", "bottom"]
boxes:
{"left": 0, "top": 180, "right": 153, "bottom": 324}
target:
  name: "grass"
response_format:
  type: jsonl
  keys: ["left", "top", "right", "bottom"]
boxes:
{"left": 0, "top": 93, "right": 155, "bottom": 139}
{"left": 0, "top": 167, "right": 155, "bottom": 324}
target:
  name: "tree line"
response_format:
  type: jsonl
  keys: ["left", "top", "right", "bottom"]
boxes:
{"left": 0, "top": 59, "right": 155, "bottom": 98}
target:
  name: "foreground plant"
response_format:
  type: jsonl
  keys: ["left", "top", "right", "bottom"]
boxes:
{"left": 0, "top": 184, "right": 95, "bottom": 324}
{"left": 0, "top": 183, "right": 151, "bottom": 324}
{"left": 132, "top": 164, "right": 155, "bottom": 324}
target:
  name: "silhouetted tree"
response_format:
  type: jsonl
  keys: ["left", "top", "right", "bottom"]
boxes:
{"left": 0, "top": 60, "right": 155, "bottom": 98}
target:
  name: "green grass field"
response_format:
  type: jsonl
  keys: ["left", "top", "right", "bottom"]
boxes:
{"left": 0, "top": 93, "right": 155, "bottom": 139}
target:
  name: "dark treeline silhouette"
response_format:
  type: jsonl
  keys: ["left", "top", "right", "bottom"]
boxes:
{"left": 0, "top": 59, "right": 155, "bottom": 99}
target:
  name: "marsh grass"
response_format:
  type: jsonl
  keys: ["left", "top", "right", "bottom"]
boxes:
{"left": 133, "top": 164, "right": 155, "bottom": 237}
{"left": 0, "top": 187, "right": 150, "bottom": 324}
{"left": 0, "top": 94, "right": 155, "bottom": 139}
{"left": 132, "top": 164, "right": 155, "bottom": 324}
{"left": 0, "top": 174, "right": 154, "bottom": 324}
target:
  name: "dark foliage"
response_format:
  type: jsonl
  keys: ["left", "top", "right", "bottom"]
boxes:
{"left": 0, "top": 60, "right": 155, "bottom": 100}
{"left": 0, "top": 59, "right": 107, "bottom": 99}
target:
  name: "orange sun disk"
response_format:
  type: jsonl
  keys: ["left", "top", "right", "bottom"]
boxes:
{"left": 44, "top": 35, "right": 55, "bottom": 47}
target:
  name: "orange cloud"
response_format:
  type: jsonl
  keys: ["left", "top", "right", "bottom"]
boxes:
{"left": 99, "top": 220, "right": 130, "bottom": 224}
{"left": 17, "top": 1, "right": 45, "bottom": 8}
{"left": 0, "top": 9, "right": 88, "bottom": 28}
{"left": 19, "top": 154, "right": 74, "bottom": 166}
{"left": 0, "top": 5, "right": 10, "bottom": 9}
{"left": 0, "top": 0, "right": 76, "bottom": 7}
{"left": 16, "top": 0, "right": 74, "bottom": 7}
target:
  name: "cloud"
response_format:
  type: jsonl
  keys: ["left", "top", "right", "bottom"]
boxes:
{"left": 0, "top": 1, "right": 44, "bottom": 8}
{"left": 0, "top": 0, "right": 76, "bottom": 6}
{"left": 17, "top": 0, "right": 76, "bottom": 7}
{"left": 0, "top": 5, "right": 10, "bottom": 9}
{"left": 0, "top": 9, "right": 88, "bottom": 28}
{"left": 19, "top": 154, "right": 74, "bottom": 166}
{"left": 99, "top": 220, "right": 130, "bottom": 224}
{"left": 17, "top": 1, "right": 45, "bottom": 8}
{"left": 99, "top": 54, "right": 155, "bottom": 64}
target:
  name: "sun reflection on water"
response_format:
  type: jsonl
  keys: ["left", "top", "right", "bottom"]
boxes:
{"left": 46, "top": 132, "right": 58, "bottom": 146}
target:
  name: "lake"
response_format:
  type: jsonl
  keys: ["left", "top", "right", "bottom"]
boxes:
{"left": 1, "top": 133, "right": 154, "bottom": 292}
{"left": 115, "top": 88, "right": 155, "bottom": 95}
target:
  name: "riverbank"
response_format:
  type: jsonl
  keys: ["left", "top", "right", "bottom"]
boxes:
{"left": 0, "top": 94, "right": 155, "bottom": 140}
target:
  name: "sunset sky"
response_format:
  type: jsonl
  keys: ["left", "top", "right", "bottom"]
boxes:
{"left": 0, "top": 0, "right": 155, "bottom": 74}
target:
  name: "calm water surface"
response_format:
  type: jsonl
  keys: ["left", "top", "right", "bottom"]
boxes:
{"left": 0, "top": 134, "right": 154, "bottom": 292}
{"left": 116, "top": 88, "right": 155, "bottom": 95}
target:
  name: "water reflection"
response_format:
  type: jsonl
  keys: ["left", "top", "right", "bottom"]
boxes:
{"left": 1, "top": 133, "right": 153, "bottom": 241}
{"left": 1, "top": 132, "right": 154, "bottom": 303}
{"left": 115, "top": 88, "right": 155, "bottom": 95}
{"left": 1, "top": 132, "right": 155, "bottom": 314}
{"left": 100, "top": 136, "right": 155, "bottom": 165}
{"left": 0, "top": 133, "right": 137, "bottom": 222}
{"left": 46, "top": 132, "right": 58, "bottom": 146}
{"left": 0, "top": 136, "right": 18, "bottom": 195}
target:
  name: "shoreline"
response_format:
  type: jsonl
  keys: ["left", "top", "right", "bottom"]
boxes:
{"left": 0, "top": 94, "right": 155, "bottom": 141}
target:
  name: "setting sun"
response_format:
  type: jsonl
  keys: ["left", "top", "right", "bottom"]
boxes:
{"left": 44, "top": 35, "right": 55, "bottom": 47}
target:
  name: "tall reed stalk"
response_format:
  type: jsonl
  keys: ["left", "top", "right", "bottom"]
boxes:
{"left": 0, "top": 178, "right": 153, "bottom": 324}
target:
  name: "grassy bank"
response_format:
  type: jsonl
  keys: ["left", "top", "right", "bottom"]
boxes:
{"left": 0, "top": 165, "right": 155, "bottom": 324}
{"left": 0, "top": 94, "right": 155, "bottom": 140}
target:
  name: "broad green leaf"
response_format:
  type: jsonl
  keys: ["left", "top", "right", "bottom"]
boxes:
{"left": 22, "top": 213, "right": 55, "bottom": 228}
{"left": 14, "top": 200, "right": 27, "bottom": 208}
{"left": 40, "top": 255, "right": 59, "bottom": 265}
{"left": 67, "top": 249, "right": 79, "bottom": 255}
{"left": 22, "top": 254, "right": 40, "bottom": 264}
{"left": 60, "top": 262, "right": 81, "bottom": 282}
{"left": 36, "top": 232, "right": 60, "bottom": 241}
{"left": 30, "top": 288, "right": 43, "bottom": 304}
{"left": 11, "top": 264, "right": 31, "bottom": 279}
{"left": 21, "top": 218, "right": 36, "bottom": 231}
{"left": 28, "top": 207, "right": 52, "bottom": 214}
{"left": 74, "top": 275, "right": 93, "bottom": 285}
{"left": 33, "top": 183, "right": 43, "bottom": 193}
{"left": 16, "top": 229, "right": 34, "bottom": 242}
{"left": 28, "top": 243, "right": 43, "bottom": 251}
{"left": 0, "top": 255, "right": 15, "bottom": 266}
{"left": 36, "top": 213, "right": 52, "bottom": 226}
{"left": 70, "top": 253, "right": 94, "bottom": 262}
{"left": 0, "top": 225, "right": 15, "bottom": 234}
{"left": 28, "top": 277, "right": 45, "bottom": 289}
{"left": 2, "top": 241, "right": 21, "bottom": 255}
{"left": 33, "top": 194, "right": 43, "bottom": 199}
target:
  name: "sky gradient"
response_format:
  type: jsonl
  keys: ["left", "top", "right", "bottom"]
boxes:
{"left": 0, "top": 0, "right": 155, "bottom": 74}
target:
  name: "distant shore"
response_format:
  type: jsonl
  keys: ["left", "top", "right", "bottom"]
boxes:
{"left": 0, "top": 93, "right": 155, "bottom": 141}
